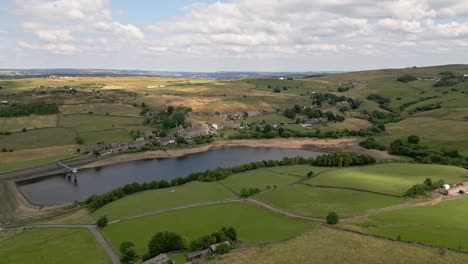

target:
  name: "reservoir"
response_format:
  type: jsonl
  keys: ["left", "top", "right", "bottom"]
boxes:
{"left": 18, "top": 147, "right": 322, "bottom": 205}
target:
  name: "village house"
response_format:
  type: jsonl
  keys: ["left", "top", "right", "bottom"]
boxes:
{"left": 84, "top": 143, "right": 107, "bottom": 154}
{"left": 354, "top": 113, "right": 370, "bottom": 120}
{"left": 142, "top": 253, "right": 169, "bottom": 264}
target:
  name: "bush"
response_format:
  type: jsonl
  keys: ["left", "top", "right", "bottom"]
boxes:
{"left": 97, "top": 216, "right": 108, "bottom": 229}
{"left": 397, "top": 75, "right": 417, "bottom": 82}
{"left": 148, "top": 232, "right": 186, "bottom": 258}
{"left": 120, "top": 241, "right": 137, "bottom": 264}
{"left": 326, "top": 212, "right": 339, "bottom": 225}
{"left": 215, "top": 243, "right": 231, "bottom": 254}
{"left": 239, "top": 187, "right": 261, "bottom": 198}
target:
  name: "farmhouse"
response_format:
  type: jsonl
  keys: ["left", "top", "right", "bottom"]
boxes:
{"left": 443, "top": 184, "right": 451, "bottom": 190}
{"left": 172, "top": 124, "right": 215, "bottom": 141}
{"left": 354, "top": 114, "right": 370, "bottom": 120}
{"left": 159, "top": 136, "right": 176, "bottom": 146}
{"left": 142, "top": 253, "right": 169, "bottom": 264}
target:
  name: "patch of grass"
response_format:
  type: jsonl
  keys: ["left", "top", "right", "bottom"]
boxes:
{"left": 0, "top": 182, "right": 16, "bottom": 222}
{"left": 222, "top": 170, "right": 300, "bottom": 193}
{"left": 257, "top": 185, "right": 404, "bottom": 218}
{"left": 0, "top": 128, "right": 77, "bottom": 150}
{"left": 0, "top": 228, "right": 111, "bottom": 264}
{"left": 79, "top": 129, "right": 132, "bottom": 145}
{"left": 361, "top": 197, "right": 468, "bottom": 250}
{"left": 169, "top": 252, "right": 187, "bottom": 264}
{"left": 94, "top": 181, "right": 236, "bottom": 221}
{"left": 104, "top": 202, "right": 314, "bottom": 254}
{"left": 209, "top": 225, "right": 468, "bottom": 264}
{"left": 0, "top": 154, "right": 75, "bottom": 173}
{"left": 306, "top": 163, "right": 468, "bottom": 196}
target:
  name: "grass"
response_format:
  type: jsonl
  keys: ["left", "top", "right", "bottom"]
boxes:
{"left": 0, "top": 128, "right": 77, "bottom": 150}
{"left": 104, "top": 202, "right": 315, "bottom": 254}
{"left": 306, "top": 163, "right": 468, "bottom": 196}
{"left": 221, "top": 169, "right": 301, "bottom": 193}
{"left": 210, "top": 225, "right": 468, "bottom": 264}
{"left": 351, "top": 197, "right": 468, "bottom": 250}
{"left": 94, "top": 181, "right": 236, "bottom": 221}
{"left": 0, "top": 154, "right": 75, "bottom": 173}
{"left": 59, "top": 114, "right": 144, "bottom": 133}
{"left": 79, "top": 129, "right": 132, "bottom": 145}
{"left": 1, "top": 115, "right": 57, "bottom": 132}
{"left": 256, "top": 185, "right": 404, "bottom": 218}
{"left": 0, "top": 228, "right": 111, "bottom": 264}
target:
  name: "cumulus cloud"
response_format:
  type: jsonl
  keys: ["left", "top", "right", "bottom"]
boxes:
{"left": 7, "top": 0, "right": 468, "bottom": 70}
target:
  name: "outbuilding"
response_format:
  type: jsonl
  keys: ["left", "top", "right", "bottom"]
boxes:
{"left": 443, "top": 184, "right": 451, "bottom": 190}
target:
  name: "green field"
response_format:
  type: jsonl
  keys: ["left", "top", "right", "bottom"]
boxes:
{"left": 354, "top": 197, "right": 468, "bottom": 250}
{"left": 257, "top": 185, "right": 404, "bottom": 218}
{"left": 0, "top": 128, "right": 77, "bottom": 150}
{"left": 211, "top": 225, "right": 468, "bottom": 264}
{"left": 79, "top": 129, "right": 132, "bottom": 145}
{"left": 306, "top": 163, "right": 468, "bottom": 196}
{"left": 221, "top": 169, "right": 301, "bottom": 193}
{"left": 104, "top": 202, "right": 314, "bottom": 254}
{"left": 0, "top": 228, "right": 110, "bottom": 264}
{"left": 94, "top": 181, "right": 236, "bottom": 221}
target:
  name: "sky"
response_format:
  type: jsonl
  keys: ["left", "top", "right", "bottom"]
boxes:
{"left": 1, "top": 0, "right": 468, "bottom": 72}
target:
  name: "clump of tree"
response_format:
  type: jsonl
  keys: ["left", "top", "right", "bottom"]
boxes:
{"left": 397, "top": 75, "right": 417, "bottom": 83}
{"left": 362, "top": 134, "right": 467, "bottom": 168}
{"left": 147, "top": 232, "right": 186, "bottom": 259}
{"left": 367, "top": 94, "right": 392, "bottom": 111}
{"left": 189, "top": 227, "right": 237, "bottom": 251}
{"left": 310, "top": 93, "right": 360, "bottom": 110}
{"left": 283, "top": 105, "right": 345, "bottom": 121}
{"left": 146, "top": 106, "right": 191, "bottom": 130}
{"left": 0, "top": 102, "right": 59, "bottom": 117}
{"left": 404, "top": 178, "right": 445, "bottom": 197}
{"left": 75, "top": 136, "right": 85, "bottom": 145}
{"left": 326, "top": 212, "right": 339, "bottom": 225}
{"left": 97, "top": 216, "right": 108, "bottom": 229}
{"left": 408, "top": 103, "right": 441, "bottom": 114}
{"left": 239, "top": 187, "right": 261, "bottom": 197}
{"left": 359, "top": 138, "right": 387, "bottom": 151}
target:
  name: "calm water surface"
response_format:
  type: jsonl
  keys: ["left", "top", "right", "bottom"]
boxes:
{"left": 18, "top": 147, "right": 321, "bottom": 205}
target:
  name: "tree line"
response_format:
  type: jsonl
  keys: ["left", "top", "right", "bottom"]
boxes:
{"left": 0, "top": 102, "right": 59, "bottom": 117}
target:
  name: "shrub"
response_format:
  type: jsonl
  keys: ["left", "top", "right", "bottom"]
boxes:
{"left": 97, "top": 216, "right": 108, "bottom": 229}
{"left": 326, "top": 212, "right": 339, "bottom": 225}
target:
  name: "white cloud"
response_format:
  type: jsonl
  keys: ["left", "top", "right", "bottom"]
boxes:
{"left": 7, "top": 0, "right": 468, "bottom": 70}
